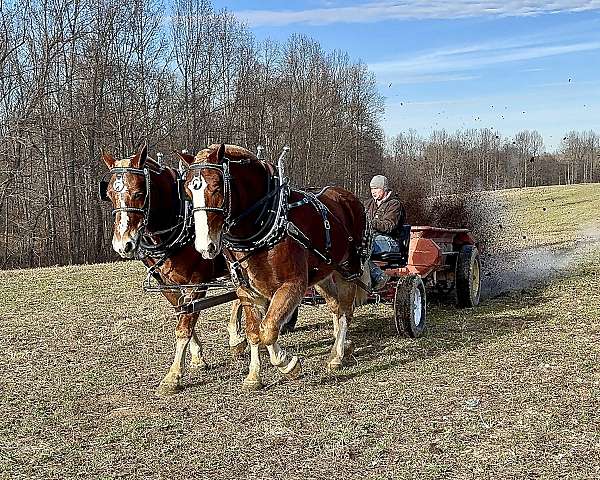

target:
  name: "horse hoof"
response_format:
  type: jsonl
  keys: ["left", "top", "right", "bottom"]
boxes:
{"left": 230, "top": 339, "right": 248, "bottom": 357}
{"left": 242, "top": 378, "right": 263, "bottom": 391}
{"left": 156, "top": 381, "right": 183, "bottom": 396}
{"left": 326, "top": 359, "right": 342, "bottom": 372}
{"left": 189, "top": 360, "right": 210, "bottom": 372}
{"left": 282, "top": 357, "right": 302, "bottom": 380}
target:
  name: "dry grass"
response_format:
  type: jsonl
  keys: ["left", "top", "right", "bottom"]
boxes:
{"left": 1, "top": 184, "right": 599, "bottom": 479}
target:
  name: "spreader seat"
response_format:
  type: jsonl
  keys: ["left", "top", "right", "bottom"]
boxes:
{"left": 370, "top": 224, "right": 411, "bottom": 267}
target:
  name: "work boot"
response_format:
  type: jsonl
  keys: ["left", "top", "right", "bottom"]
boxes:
{"left": 372, "top": 272, "right": 390, "bottom": 291}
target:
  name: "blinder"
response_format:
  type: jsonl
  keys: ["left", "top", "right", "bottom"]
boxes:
{"left": 99, "top": 180, "right": 109, "bottom": 201}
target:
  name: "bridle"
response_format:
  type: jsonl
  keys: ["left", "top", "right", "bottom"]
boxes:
{"left": 99, "top": 162, "right": 193, "bottom": 257}
{"left": 99, "top": 166, "right": 153, "bottom": 233}
{"left": 188, "top": 157, "right": 285, "bottom": 248}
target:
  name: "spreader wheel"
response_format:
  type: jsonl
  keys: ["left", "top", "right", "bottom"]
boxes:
{"left": 280, "top": 307, "right": 299, "bottom": 334}
{"left": 394, "top": 274, "right": 427, "bottom": 338}
{"left": 455, "top": 244, "right": 481, "bottom": 308}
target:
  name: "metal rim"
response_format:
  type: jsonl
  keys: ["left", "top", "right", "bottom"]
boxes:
{"left": 413, "top": 287, "right": 422, "bottom": 327}
{"left": 471, "top": 256, "right": 481, "bottom": 301}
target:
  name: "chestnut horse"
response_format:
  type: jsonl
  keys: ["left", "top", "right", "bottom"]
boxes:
{"left": 100, "top": 145, "right": 247, "bottom": 395}
{"left": 183, "top": 144, "right": 371, "bottom": 390}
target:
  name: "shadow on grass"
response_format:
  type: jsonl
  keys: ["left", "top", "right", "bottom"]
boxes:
{"left": 304, "top": 287, "right": 556, "bottom": 386}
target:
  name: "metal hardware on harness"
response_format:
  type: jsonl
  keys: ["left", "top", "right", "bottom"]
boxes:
{"left": 100, "top": 166, "right": 154, "bottom": 236}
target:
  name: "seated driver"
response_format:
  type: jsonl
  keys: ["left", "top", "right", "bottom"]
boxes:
{"left": 364, "top": 175, "right": 406, "bottom": 290}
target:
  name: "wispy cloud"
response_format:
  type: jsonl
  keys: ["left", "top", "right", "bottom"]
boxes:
{"left": 384, "top": 73, "right": 480, "bottom": 85}
{"left": 236, "top": 1, "right": 600, "bottom": 27}
{"left": 369, "top": 38, "right": 600, "bottom": 80}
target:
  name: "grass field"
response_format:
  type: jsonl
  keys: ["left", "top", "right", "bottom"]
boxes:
{"left": 1, "top": 184, "right": 599, "bottom": 479}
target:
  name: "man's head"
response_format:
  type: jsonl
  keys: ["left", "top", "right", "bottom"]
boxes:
{"left": 370, "top": 174, "right": 389, "bottom": 201}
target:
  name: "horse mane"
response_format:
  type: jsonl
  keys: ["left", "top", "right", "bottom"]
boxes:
{"left": 196, "top": 144, "right": 258, "bottom": 164}
{"left": 114, "top": 153, "right": 163, "bottom": 172}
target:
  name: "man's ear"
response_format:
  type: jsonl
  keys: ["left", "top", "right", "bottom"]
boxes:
{"left": 101, "top": 150, "right": 116, "bottom": 169}
{"left": 131, "top": 144, "right": 148, "bottom": 169}
{"left": 174, "top": 151, "right": 196, "bottom": 165}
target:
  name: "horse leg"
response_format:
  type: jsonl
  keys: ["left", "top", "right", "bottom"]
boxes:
{"left": 259, "top": 282, "right": 304, "bottom": 379}
{"left": 316, "top": 273, "right": 356, "bottom": 371}
{"left": 240, "top": 297, "right": 266, "bottom": 390}
{"left": 157, "top": 312, "right": 197, "bottom": 396}
{"left": 227, "top": 300, "right": 248, "bottom": 357}
{"left": 188, "top": 329, "right": 209, "bottom": 371}
{"left": 314, "top": 277, "right": 340, "bottom": 339}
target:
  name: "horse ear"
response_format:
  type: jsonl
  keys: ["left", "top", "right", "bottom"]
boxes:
{"left": 217, "top": 143, "right": 226, "bottom": 164}
{"left": 174, "top": 151, "right": 195, "bottom": 165}
{"left": 101, "top": 150, "right": 116, "bottom": 169}
{"left": 131, "top": 144, "right": 148, "bottom": 169}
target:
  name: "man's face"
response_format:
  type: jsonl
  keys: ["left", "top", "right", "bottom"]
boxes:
{"left": 371, "top": 187, "right": 385, "bottom": 201}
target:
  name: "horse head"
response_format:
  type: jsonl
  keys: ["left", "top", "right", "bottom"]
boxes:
{"left": 182, "top": 143, "right": 259, "bottom": 259}
{"left": 100, "top": 145, "right": 161, "bottom": 259}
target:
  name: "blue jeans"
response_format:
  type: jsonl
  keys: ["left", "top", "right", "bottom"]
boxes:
{"left": 370, "top": 234, "right": 400, "bottom": 281}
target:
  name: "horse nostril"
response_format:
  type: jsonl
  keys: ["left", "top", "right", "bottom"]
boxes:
{"left": 123, "top": 241, "right": 134, "bottom": 254}
{"left": 207, "top": 243, "right": 217, "bottom": 256}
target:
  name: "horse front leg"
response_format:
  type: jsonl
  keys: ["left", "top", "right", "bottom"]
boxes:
{"left": 157, "top": 312, "right": 198, "bottom": 396}
{"left": 260, "top": 282, "right": 304, "bottom": 379}
{"left": 241, "top": 301, "right": 265, "bottom": 391}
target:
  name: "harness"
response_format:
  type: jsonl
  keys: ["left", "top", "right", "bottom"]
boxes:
{"left": 188, "top": 151, "right": 372, "bottom": 288}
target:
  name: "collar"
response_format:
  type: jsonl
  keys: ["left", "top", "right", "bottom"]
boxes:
{"left": 376, "top": 190, "right": 392, "bottom": 207}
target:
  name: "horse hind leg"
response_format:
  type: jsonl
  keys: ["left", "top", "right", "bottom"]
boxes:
{"left": 227, "top": 300, "right": 248, "bottom": 357}
{"left": 317, "top": 273, "right": 356, "bottom": 371}
{"left": 189, "top": 329, "right": 209, "bottom": 371}
{"left": 241, "top": 302, "right": 266, "bottom": 391}
{"left": 314, "top": 278, "right": 340, "bottom": 340}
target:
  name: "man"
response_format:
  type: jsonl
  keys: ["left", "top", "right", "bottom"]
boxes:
{"left": 364, "top": 174, "right": 406, "bottom": 290}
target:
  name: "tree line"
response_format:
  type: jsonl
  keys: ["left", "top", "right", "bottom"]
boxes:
{"left": 386, "top": 128, "right": 600, "bottom": 197}
{"left": 0, "top": 0, "right": 383, "bottom": 268}
{"left": 1, "top": 0, "right": 598, "bottom": 269}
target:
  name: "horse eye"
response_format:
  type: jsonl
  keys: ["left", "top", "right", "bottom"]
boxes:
{"left": 133, "top": 192, "right": 144, "bottom": 200}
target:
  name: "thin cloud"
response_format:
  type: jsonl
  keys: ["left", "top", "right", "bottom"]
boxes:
{"left": 369, "top": 40, "right": 600, "bottom": 79}
{"left": 236, "top": 1, "right": 600, "bottom": 27}
{"left": 384, "top": 73, "right": 480, "bottom": 85}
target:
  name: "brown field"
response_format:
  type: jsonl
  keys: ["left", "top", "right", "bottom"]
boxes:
{"left": 1, "top": 184, "right": 599, "bottom": 479}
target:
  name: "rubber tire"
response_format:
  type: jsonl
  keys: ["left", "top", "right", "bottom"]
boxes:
{"left": 455, "top": 244, "right": 481, "bottom": 308}
{"left": 280, "top": 307, "right": 299, "bottom": 335}
{"left": 394, "top": 274, "right": 427, "bottom": 338}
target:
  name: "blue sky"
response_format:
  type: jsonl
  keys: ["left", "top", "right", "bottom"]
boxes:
{"left": 210, "top": 1, "right": 600, "bottom": 151}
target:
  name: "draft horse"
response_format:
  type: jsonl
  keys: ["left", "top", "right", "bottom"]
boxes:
{"left": 183, "top": 144, "right": 371, "bottom": 390}
{"left": 100, "top": 145, "right": 247, "bottom": 395}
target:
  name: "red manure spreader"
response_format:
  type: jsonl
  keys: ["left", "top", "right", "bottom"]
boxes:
{"left": 299, "top": 225, "right": 481, "bottom": 338}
